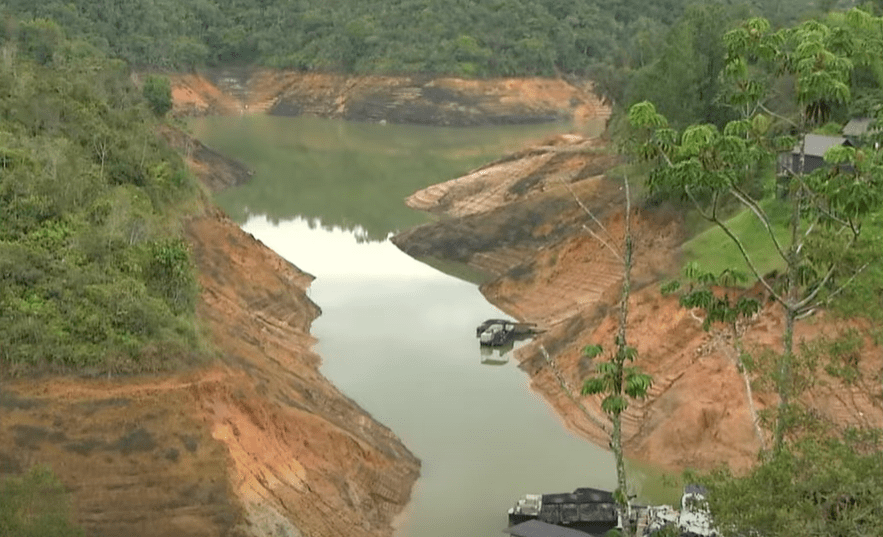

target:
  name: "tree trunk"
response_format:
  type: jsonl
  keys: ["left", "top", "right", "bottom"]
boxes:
{"left": 611, "top": 413, "right": 631, "bottom": 537}
{"left": 775, "top": 305, "right": 796, "bottom": 451}
{"left": 775, "top": 139, "right": 804, "bottom": 452}
{"left": 613, "top": 192, "right": 634, "bottom": 536}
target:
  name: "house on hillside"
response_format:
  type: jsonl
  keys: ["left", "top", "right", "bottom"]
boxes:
{"left": 843, "top": 117, "right": 880, "bottom": 147}
{"left": 776, "top": 133, "right": 853, "bottom": 178}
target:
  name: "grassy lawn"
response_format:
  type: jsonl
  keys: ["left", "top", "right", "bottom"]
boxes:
{"left": 680, "top": 198, "right": 792, "bottom": 285}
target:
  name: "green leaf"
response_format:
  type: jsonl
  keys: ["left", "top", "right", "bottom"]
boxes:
{"left": 660, "top": 280, "right": 681, "bottom": 295}
{"left": 582, "top": 377, "right": 606, "bottom": 396}
{"left": 718, "top": 267, "right": 748, "bottom": 286}
{"left": 682, "top": 261, "right": 702, "bottom": 280}
{"left": 628, "top": 101, "right": 668, "bottom": 129}
{"left": 680, "top": 125, "right": 718, "bottom": 155}
{"left": 597, "top": 361, "right": 618, "bottom": 376}
{"left": 735, "top": 296, "right": 761, "bottom": 318}
{"left": 723, "top": 119, "right": 751, "bottom": 137}
{"left": 583, "top": 344, "right": 604, "bottom": 359}
{"left": 824, "top": 145, "right": 855, "bottom": 165}
{"left": 601, "top": 395, "right": 627, "bottom": 415}
{"left": 751, "top": 114, "right": 771, "bottom": 135}
{"left": 625, "top": 370, "right": 653, "bottom": 399}
{"left": 622, "top": 346, "right": 638, "bottom": 362}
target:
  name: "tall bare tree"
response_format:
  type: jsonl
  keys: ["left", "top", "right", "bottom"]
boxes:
{"left": 562, "top": 175, "right": 652, "bottom": 537}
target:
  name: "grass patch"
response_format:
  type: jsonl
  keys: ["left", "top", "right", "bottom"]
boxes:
{"left": 826, "top": 212, "right": 883, "bottom": 332}
{"left": 0, "top": 466, "right": 84, "bottom": 536}
{"left": 680, "top": 198, "right": 792, "bottom": 285}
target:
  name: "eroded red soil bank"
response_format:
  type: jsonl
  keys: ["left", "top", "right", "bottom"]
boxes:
{"left": 1, "top": 123, "right": 419, "bottom": 537}
{"left": 393, "top": 133, "right": 883, "bottom": 472}
{"left": 169, "top": 69, "right": 610, "bottom": 127}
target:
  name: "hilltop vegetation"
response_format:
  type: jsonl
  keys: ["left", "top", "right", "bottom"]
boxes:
{"left": 0, "top": 21, "right": 205, "bottom": 375}
{"left": 1, "top": 0, "right": 820, "bottom": 78}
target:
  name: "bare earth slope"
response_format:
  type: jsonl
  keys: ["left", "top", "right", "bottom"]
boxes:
{"left": 0, "top": 132, "right": 419, "bottom": 537}
{"left": 393, "top": 134, "right": 883, "bottom": 472}
{"left": 170, "top": 69, "right": 610, "bottom": 127}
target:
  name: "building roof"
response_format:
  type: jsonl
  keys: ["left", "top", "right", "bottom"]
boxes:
{"left": 794, "top": 134, "right": 849, "bottom": 157}
{"left": 843, "top": 117, "right": 877, "bottom": 137}
{"left": 503, "top": 520, "right": 600, "bottom": 537}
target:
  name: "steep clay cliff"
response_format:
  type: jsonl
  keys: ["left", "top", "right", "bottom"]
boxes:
{"left": 0, "top": 130, "right": 419, "bottom": 537}
{"left": 393, "top": 133, "right": 883, "bottom": 472}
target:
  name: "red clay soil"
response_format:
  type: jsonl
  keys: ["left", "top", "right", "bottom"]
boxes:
{"left": 0, "top": 71, "right": 618, "bottom": 537}
{"left": 0, "top": 134, "right": 419, "bottom": 537}
{"left": 168, "top": 69, "right": 611, "bottom": 127}
{"left": 185, "top": 209, "right": 420, "bottom": 537}
{"left": 394, "top": 134, "right": 883, "bottom": 473}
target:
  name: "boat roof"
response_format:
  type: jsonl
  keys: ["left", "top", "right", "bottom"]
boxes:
{"left": 543, "top": 487, "right": 614, "bottom": 504}
{"left": 503, "top": 520, "right": 600, "bottom": 537}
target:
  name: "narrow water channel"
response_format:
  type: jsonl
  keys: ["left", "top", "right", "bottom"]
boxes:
{"left": 191, "top": 116, "right": 626, "bottom": 537}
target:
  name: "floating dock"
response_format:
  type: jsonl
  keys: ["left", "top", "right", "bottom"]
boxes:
{"left": 476, "top": 319, "right": 542, "bottom": 346}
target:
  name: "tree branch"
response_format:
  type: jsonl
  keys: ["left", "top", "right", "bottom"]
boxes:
{"left": 711, "top": 216, "right": 786, "bottom": 304}
{"left": 685, "top": 186, "right": 715, "bottom": 221}
{"left": 540, "top": 345, "right": 610, "bottom": 435}
{"left": 816, "top": 260, "right": 871, "bottom": 306}
{"left": 758, "top": 101, "right": 798, "bottom": 128}
{"left": 813, "top": 202, "right": 851, "bottom": 229}
{"left": 795, "top": 233, "right": 865, "bottom": 313}
{"left": 559, "top": 177, "right": 624, "bottom": 262}
{"left": 730, "top": 184, "right": 789, "bottom": 264}
{"left": 580, "top": 224, "right": 624, "bottom": 262}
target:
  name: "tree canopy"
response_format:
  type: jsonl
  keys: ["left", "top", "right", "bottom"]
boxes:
{"left": 696, "top": 433, "right": 883, "bottom": 537}
{"left": 0, "top": 22, "right": 205, "bottom": 375}
{"left": 0, "top": 0, "right": 820, "bottom": 79}
{"left": 630, "top": 7, "right": 883, "bottom": 534}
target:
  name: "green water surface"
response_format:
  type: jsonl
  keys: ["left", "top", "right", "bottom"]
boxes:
{"left": 201, "top": 115, "right": 576, "bottom": 240}
{"left": 190, "top": 115, "right": 679, "bottom": 537}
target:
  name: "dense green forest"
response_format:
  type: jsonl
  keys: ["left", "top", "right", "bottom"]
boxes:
{"left": 1, "top": 0, "right": 823, "bottom": 79}
{"left": 0, "top": 0, "right": 854, "bottom": 379}
{"left": 0, "top": 1, "right": 880, "bottom": 534}
{"left": 0, "top": 21, "right": 204, "bottom": 374}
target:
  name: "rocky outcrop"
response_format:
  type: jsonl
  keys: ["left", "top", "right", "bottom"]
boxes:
{"left": 170, "top": 69, "right": 611, "bottom": 127}
{"left": 393, "top": 134, "right": 883, "bottom": 472}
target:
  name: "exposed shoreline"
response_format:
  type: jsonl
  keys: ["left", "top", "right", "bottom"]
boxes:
{"left": 392, "top": 131, "right": 883, "bottom": 472}
{"left": 169, "top": 68, "right": 611, "bottom": 128}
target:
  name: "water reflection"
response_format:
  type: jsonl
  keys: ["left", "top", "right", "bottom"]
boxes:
{"left": 193, "top": 115, "right": 573, "bottom": 241}
{"left": 241, "top": 214, "right": 617, "bottom": 537}
{"left": 198, "top": 115, "right": 677, "bottom": 536}
{"left": 480, "top": 345, "right": 512, "bottom": 365}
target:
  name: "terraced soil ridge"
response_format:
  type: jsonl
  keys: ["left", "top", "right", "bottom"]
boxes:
{"left": 170, "top": 69, "right": 611, "bottom": 127}
{"left": 393, "top": 133, "right": 883, "bottom": 472}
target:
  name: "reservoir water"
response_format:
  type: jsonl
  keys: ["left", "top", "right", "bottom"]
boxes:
{"left": 191, "top": 115, "right": 642, "bottom": 536}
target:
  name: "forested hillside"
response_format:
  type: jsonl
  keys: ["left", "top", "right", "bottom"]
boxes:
{"left": 0, "top": 21, "right": 204, "bottom": 374}
{"left": 1, "top": 0, "right": 820, "bottom": 77}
